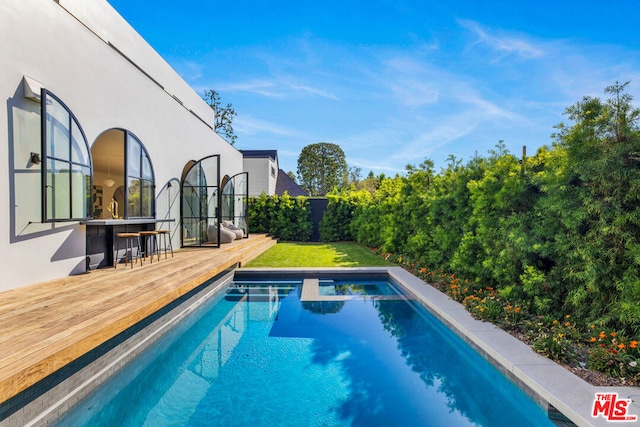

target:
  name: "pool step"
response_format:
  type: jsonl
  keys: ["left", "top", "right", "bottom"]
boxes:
{"left": 224, "top": 284, "right": 296, "bottom": 301}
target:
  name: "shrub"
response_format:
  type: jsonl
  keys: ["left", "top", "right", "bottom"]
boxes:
{"left": 248, "top": 193, "right": 312, "bottom": 241}
{"left": 319, "top": 190, "right": 372, "bottom": 242}
{"left": 587, "top": 329, "right": 640, "bottom": 380}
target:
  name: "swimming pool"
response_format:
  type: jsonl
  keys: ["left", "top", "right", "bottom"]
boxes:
{"left": 54, "top": 271, "right": 555, "bottom": 426}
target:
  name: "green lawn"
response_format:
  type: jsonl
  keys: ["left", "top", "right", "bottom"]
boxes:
{"left": 245, "top": 242, "right": 396, "bottom": 267}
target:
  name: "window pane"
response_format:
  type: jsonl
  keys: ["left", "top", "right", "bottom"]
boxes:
{"left": 128, "top": 138, "right": 141, "bottom": 178}
{"left": 201, "top": 157, "right": 218, "bottom": 186}
{"left": 128, "top": 177, "right": 141, "bottom": 217}
{"left": 46, "top": 159, "right": 70, "bottom": 220}
{"left": 47, "top": 97, "right": 70, "bottom": 161}
{"left": 182, "top": 218, "right": 200, "bottom": 246}
{"left": 71, "top": 165, "right": 91, "bottom": 219}
{"left": 141, "top": 179, "right": 154, "bottom": 217}
{"left": 182, "top": 183, "right": 199, "bottom": 217}
{"left": 71, "top": 118, "right": 89, "bottom": 165}
{"left": 142, "top": 152, "right": 153, "bottom": 180}
{"left": 207, "top": 187, "right": 218, "bottom": 219}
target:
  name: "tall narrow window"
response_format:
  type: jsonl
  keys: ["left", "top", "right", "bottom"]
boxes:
{"left": 221, "top": 172, "right": 248, "bottom": 238}
{"left": 126, "top": 133, "right": 155, "bottom": 218}
{"left": 41, "top": 89, "right": 92, "bottom": 222}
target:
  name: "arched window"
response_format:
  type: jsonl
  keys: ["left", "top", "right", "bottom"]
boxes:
{"left": 181, "top": 155, "right": 220, "bottom": 247}
{"left": 91, "top": 129, "right": 155, "bottom": 219}
{"left": 221, "top": 172, "right": 248, "bottom": 238}
{"left": 41, "top": 89, "right": 92, "bottom": 222}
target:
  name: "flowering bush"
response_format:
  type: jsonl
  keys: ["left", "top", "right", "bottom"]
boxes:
{"left": 524, "top": 315, "right": 581, "bottom": 364}
{"left": 587, "top": 329, "right": 640, "bottom": 380}
{"left": 378, "top": 249, "right": 640, "bottom": 383}
{"left": 463, "top": 288, "right": 504, "bottom": 322}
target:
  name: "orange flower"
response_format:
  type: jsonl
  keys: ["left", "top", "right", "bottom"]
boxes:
{"left": 611, "top": 331, "right": 617, "bottom": 338}
{"left": 631, "top": 341, "right": 638, "bottom": 349}
{"left": 589, "top": 337, "right": 597, "bottom": 343}
{"left": 420, "top": 267, "right": 427, "bottom": 274}
{"left": 619, "top": 343, "right": 626, "bottom": 350}
{"left": 514, "top": 307, "right": 521, "bottom": 313}
{"left": 599, "top": 331, "right": 606, "bottom": 339}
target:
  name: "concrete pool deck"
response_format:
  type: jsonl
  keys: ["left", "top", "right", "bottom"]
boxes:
{"left": 238, "top": 267, "right": 640, "bottom": 427}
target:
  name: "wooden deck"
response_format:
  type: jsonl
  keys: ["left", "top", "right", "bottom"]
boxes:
{"left": 0, "top": 234, "right": 276, "bottom": 404}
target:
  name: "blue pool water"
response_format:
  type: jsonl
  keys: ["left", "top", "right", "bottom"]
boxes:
{"left": 56, "top": 276, "right": 554, "bottom": 426}
{"left": 318, "top": 278, "right": 403, "bottom": 296}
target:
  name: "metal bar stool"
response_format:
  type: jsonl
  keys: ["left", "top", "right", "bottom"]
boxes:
{"left": 157, "top": 229, "right": 174, "bottom": 259}
{"left": 115, "top": 232, "right": 142, "bottom": 269}
{"left": 138, "top": 231, "right": 160, "bottom": 263}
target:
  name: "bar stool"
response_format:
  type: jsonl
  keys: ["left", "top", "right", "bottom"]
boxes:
{"left": 115, "top": 232, "right": 142, "bottom": 269}
{"left": 139, "top": 230, "right": 160, "bottom": 263}
{"left": 157, "top": 229, "right": 174, "bottom": 259}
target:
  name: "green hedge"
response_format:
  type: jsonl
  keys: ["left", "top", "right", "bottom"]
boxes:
{"left": 318, "top": 190, "right": 372, "bottom": 241}
{"left": 332, "top": 84, "right": 640, "bottom": 332}
{"left": 248, "top": 193, "right": 313, "bottom": 241}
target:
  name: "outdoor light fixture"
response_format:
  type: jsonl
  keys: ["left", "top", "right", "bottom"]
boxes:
{"left": 29, "top": 152, "right": 41, "bottom": 165}
{"left": 103, "top": 163, "right": 115, "bottom": 188}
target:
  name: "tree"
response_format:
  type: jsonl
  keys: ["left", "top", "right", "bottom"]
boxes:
{"left": 203, "top": 89, "right": 237, "bottom": 145}
{"left": 548, "top": 81, "right": 640, "bottom": 326}
{"left": 348, "top": 166, "right": 362, "bottom": 185}
{"left": 297, "top": 142, "right": 348, "bottom": 196}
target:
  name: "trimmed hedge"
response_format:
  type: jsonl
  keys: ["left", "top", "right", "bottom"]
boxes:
{"left": 248, "top": 193, "right": 313, "bottom": 241}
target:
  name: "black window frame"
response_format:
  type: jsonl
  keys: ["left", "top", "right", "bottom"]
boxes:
{"left": 41, "top": 88, "right": 93, "bottom": 222}
{"left": 124, "top": 131, "right": 155, "bottom": 219}
{"left": 180, "top": 155, "right": 220, "bottom": 248}
{"left": 221, "top": 172, "right": 249, "bottom": 238}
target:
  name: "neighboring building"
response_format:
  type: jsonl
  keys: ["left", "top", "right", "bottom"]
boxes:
{"left": 0, "top": 0, "right": 247, "bottom": 291}
{"left": 240, "top": 150, "right": 308, "bottom": 197}
{"left": 275, "top": 169, "right": 309, "bottom": 197}
{"left": 240, "top": 150, "right": 279, "bottom": 196}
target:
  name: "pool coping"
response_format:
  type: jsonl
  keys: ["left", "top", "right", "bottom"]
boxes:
{"left": 238, "top": 266, "right": 640, "bottom": 427}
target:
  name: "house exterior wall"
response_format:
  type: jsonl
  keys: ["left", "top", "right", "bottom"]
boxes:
{"left": 243, "top": 157, "right": 278, "bottom": 196}
{"left": 0, "top": 0, "right": 243, "bottom": 291}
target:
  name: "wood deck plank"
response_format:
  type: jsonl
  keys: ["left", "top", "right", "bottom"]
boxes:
{"left": 0, "top": 234, "right": 276, "bottom": 404}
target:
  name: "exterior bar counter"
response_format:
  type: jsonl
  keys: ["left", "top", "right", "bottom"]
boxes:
{"left": 84, "top": 219, "right": 174, "bottom": 269}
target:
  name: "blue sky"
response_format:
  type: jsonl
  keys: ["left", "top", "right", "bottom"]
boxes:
{"left": 107, "top": 0, "right": 640, "bottom": 177}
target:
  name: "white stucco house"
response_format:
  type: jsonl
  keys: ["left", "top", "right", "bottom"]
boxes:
{"left": 241, "top": 150, "right": 308, "bottom": 197}
{"left": 0, "top": 0, "right": 248, "bottom": 292}
{"left": 241, "top": 150, "right": 279, "bottom": 196}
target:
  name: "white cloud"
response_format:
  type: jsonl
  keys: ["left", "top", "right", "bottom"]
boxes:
{"left": 458, "top": 19, "right": 545, "bottom": 59}
{"left": 171, "top": 59, "right": 204, "bottom": 81}
{"left": 234, "top": 114, "right": 298, "bottom": 136}
{"left": 290, "top": 84, "right": 340, "bottom": 100}
{"left": 219, "top": 80, "right": 285, "bottom": 98}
